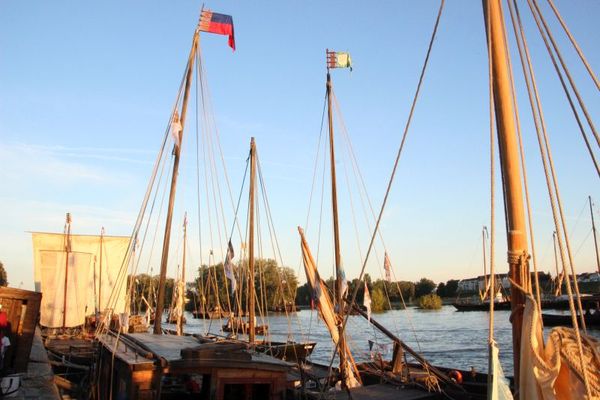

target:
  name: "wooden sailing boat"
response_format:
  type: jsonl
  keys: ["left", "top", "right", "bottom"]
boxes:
{"left": 221, "top": 138, "right": 269, "bottom": 337}
{"left": 31, "top": 213, "right": 130, "bottom": 335}
{"left": 94, "top": 10, "right": 293, "bottom": 400}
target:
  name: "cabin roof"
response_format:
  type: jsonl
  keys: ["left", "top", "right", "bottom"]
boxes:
{"left": 98, "top": 332, "right": 291, "bottom": 372}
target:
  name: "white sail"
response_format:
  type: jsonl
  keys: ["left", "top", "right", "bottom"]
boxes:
{"left": 32, "top": 232, "right": 130, "bottom": 328}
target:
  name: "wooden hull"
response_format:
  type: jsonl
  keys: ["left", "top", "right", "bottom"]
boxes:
{"left": 452, "top": 301, "right": 511, "bottom": 311}
{"left": 222, "top": 322, "right": 268, "bottom": 335}
{"left": 255, "top": 341, "right": 316, "bottom": 363}
{"left": 541, "top": 313, "right": 600, "bottom": 328}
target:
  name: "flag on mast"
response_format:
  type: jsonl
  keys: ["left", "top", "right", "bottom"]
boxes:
{"left": 327, "top": 50, "right": 352, "bottom": 70}
{"left": 199, "top": 10, "right": 236, "bottom": 50}
{"left": 384, "top": 252, "right": 392, "bottom": 283}
{"left": 224, "top": 240, "right": 236, "bottom": 291}
{"left": 363, "top": 282, "right": 371, "bottom": 322}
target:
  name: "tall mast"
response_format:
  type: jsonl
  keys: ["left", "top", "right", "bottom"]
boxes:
{"left": 484, "top": 0, "right": 530, "bottom": 392}
{"left": 326, "top": 56, "right": 348, "bottom": 387}
{"left": 62, "top": 212, "right": 72, "bottom": 329}
{"left": 177, "top": 213, "right": 188, "bottom": 335}
{"left": 589, "top": 196, "right": 600, "bottom": 274}
{"left": 154, "top": 28, "right": 199, "bottom": 335}
{"left": 98, "top": 227, "right": 104, "bottom": 313}
{"left": 482, "top": 226, "right": 488, "bottom": 298}
{"left": 248, "top": 137, "right": 257, "bottom": 345}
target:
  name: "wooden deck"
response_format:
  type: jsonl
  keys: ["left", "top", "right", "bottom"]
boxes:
{"left": 318, "top": 383, "right": 440, "bottom": 399}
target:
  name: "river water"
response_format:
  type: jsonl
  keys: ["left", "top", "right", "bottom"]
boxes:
{"left": 174, "top": 305, "right": 600, "bottom": 377}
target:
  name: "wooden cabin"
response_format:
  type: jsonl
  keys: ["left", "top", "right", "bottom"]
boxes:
{"left": 0, "top": 287, "right": 42, "bottom": 373}
{"left": 96, "top": 332, "right": 291, "bottom": 400}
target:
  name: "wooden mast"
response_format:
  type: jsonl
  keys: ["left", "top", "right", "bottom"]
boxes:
{"left": 154, "top": 29, "right": 199, "bottom": 335}
{"left": 62, "top": 212, "right": 72, "bottom": 329}
{"left": 248, "top": 137, "right": 256, "bottom": 345}
{"left": 326, "top": 58, "right": 348, "bottom": 387}
{"left": 177, "top": 213, "right": 187, "bottom": 335}
{"left": 589, "top": 196, "right": 600, "bottom": 274}
{"left": 98, "top": 227, "right": 104, "bottom": 313}
{"left": 484, "top": 0, "right": 530, "bottom": 392}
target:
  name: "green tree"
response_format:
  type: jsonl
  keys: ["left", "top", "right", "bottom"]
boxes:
{"left": 0, "top": 261, "right": 7, "bottom": 287}
{"left": 371, "top": 288, "right": 387, "bottom": 312}
{"left": 415, "top": 278, "right": 436, "bottom": 297}
{"left": 418, "top": 294, "right": 442, "bottom": 310}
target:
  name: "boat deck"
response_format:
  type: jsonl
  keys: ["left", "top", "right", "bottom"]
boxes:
{"left": 308, "top": 383, "right": 439, "bottom": 399}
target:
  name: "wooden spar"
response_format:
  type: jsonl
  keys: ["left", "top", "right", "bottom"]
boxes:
{"left": 482, "top": 226, "right": 488, "bottom": 298}
{"left": 98, "top": 227, "right": 104, "bottom": 312}
{"left": 154, "top": 30, "right": 199, "bottom": 335}
{"left": 553, "top": 232, "right": 562, "bottom": 296}
{"left": 177, "top": 213, "right": 187, "bottom": 336}
{"left": 346, "top": 299, "right": 465, "bottom": 392}
{"left": 590, "top": 196, "right": 600, "bottom": 274}
{"left": 248, "top": 137, "right": 256, "bottom": 345}
{"left": 326, "top": 66, "right": 348, "bottom": 387}
{"left": 484, "top": 0, "right": 530, "bottom": 393}
{"left": 62, "top": 212, "right": 72, "bottom": 329}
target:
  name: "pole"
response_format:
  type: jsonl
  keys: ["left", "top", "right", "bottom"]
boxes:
{"left": 177, "top": 213, "right": 187, "bottom": 335}
{"left": 98, "top": 227, "right": 104, "bottom": 312}
{"left": 62, "top": 213, "right": 72, "bottom": 329}
{"left": 589, "top": 196, "right": 600, "bottom": 274}
{"left": 483, "top": 226, "right": 488, "bottom": 298}
{"left": 553, "top": 231, "right": 562, "bottom": 296}
{"left": 484, "top": 0, "right": 530, "bottom": 393}
{"left": 154, "top": 31, "right": 199, "bottom": 334}
{"left": 326, "top": 66, "right": 348, "bottom": 387}
{"left": 248, "top": 138, "right": 257, "bottom": 345}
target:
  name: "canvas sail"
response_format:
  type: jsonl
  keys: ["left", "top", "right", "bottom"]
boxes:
{"left": 519, "top": 295, "right": 600, "bottom": 399}
{"left": 32, "top": 232, "right": 130, "bottom": 328}
{"left": 298, "top": 227, "right": 361, "bottom": 388}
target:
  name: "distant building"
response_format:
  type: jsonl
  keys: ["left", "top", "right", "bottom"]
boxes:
{"left": 457, "top": 274, "right": 510, "bottom": 294}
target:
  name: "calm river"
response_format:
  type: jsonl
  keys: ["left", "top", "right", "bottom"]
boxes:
{"left": 174, "top": 305, "right": 600, "bottom": 377}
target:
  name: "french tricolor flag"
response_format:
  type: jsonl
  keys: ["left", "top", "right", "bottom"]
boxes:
{"left": 199, "top": 10, "right": 235, "bottom": 51}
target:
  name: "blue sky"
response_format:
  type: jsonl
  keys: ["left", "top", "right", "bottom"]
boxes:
{"left": 1, "top": 1, "right": 598, "bottom": 290}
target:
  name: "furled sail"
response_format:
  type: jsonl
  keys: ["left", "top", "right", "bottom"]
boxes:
{"left": 298, "top": 227, "right": 361, "bottom": 388}
{"left": 32, "top": 232, "right": 130, "bottom": 328}
{"left": 519, "top": 295, "right": 600, "bottom": 399}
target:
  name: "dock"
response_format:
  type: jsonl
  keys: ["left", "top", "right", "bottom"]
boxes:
{"left": 11, "top": 328, "right": 60, "bottom": 400}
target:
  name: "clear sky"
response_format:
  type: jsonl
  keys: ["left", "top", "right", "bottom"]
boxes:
{"left": 1, "top": 1, "right": 598, "bottom": 291}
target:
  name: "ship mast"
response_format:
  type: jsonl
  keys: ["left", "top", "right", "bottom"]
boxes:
{"left": 482, "top": 226, "right": 489, "bottom": 299}
{"left": 154, "top": 27, "right": 199, "bottom": 334}
{"left": 98, "top": 226, "right": 104, "bottom": 313}
{"left": 62, "top": 212, "right": 72, "bottom": 329}
{"left": 484, "top": 0, "right": 530, "bottom": 393}
{"left": 589, "top": 196, "right": 600, "bottom": 274}
{"left": 325, "top": 53, "right": 348, "bottom": 387}
{"left": 177, "top": 213, "right": 188, "bottom": 335}
{"left": 248, "top": 137, "right": 257, "bottom": 345}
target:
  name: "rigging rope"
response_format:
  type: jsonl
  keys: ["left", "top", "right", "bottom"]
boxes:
{"left": 544, "top": 0, "right": 600, "bottom": 90}
{"left": 511, "top": 0, "right": 592, "bottom": 395}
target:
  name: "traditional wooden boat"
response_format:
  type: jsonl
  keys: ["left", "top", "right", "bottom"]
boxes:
{"left": 221, "top": 316, "right": 268, "bottom": 336}
{"left": 93, "top": 10, "right": 298, "bottom": 399}
{"left": 96, "top": 331, "right": 290, "bottom": 400}
{"left": 452, "top": 300, "right": 511, "bottom": 312}
{"left": 541, "top": 312, "right": 600, "bottom": 328}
